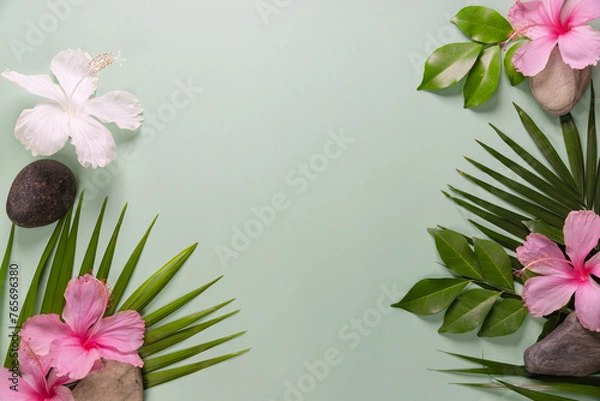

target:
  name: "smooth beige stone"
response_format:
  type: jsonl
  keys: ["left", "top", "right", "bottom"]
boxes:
{"left": 529, "top": 46, "right": 590, "bottom": 116}
{"left": 72, "top": 360, "right": 144, "bottom": 401}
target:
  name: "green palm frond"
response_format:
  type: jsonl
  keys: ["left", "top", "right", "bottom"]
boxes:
{"left": 0, "top": 225, "right": 15, "bottom": 332}
{"left": 448, "top": 86, "right": 596, "bottom": 257}
{"left": 438, "top": 352, "right": 600, "bottom": 400}
{"left": 1, "top": 196, "right": 247, "bottom": 388}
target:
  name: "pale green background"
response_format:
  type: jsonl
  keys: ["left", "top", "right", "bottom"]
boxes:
{"left": 0, "top": 0, "right": 596, "bottom": 400}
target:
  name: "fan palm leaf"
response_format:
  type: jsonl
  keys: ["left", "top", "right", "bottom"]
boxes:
{"left": 0, "top": 196, "right": 248, "bottom": 388}
{"left": 448, "top": 86, "right": 597, "bottom": 259}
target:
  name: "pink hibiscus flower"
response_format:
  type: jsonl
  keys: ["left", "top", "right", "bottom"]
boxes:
{"left": 19, "top": 275, "right": 145, "bottom": 380}
{"left": 517, "top": 210, "right": 600, "bottom": 331}
{"left": 507, "top": 0, "right": 600, "bottom": 76}
{"left": 0, "top": 345, "right": 74, "bottom": 401}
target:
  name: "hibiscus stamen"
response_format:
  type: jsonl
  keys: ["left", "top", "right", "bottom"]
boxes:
{"left": 87, "top": 52, "right": 120, "bottom": 75}
{"left": 23, "top": 345, "right": 53, "bottom": 396}
{"left": 504, "top": 22, "right": 538, "bottom": 51}
{"left": 524, "top": 256, "right": 573, "bottom": 270}
{"left": 66, "top": 51, "right": 122, "bottom": 115}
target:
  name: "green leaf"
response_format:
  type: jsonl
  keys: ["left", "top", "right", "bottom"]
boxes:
{"left": 442, "top": 351, "right": 528, "bottom": 372}
{"left": 140, "top": 310, "right": 240, "bottom": 358}
{"left": 96, "top": 203, "right": 127, "bottom": 281}
{"left": 40, "top": 208, "right": 72, "bottom": 314}
{"left": 143, "top": 350, "right": 249, "bottom": 389}
{"left": 143, "top": 331, "right": 246, "bottom": 373}
{"left": 464, "top": 158, "right": 571, "bottom": 221}
{"left": 0, "top": 225, "right": 15, "bottom": 334}
{"left": 441, "top": 352, "right": 600, "bottom": 399}
{"left": 451, "top": 6, "right": 513, "bottom": 44}
{"left": 448, "top": 185, "right": 529, "bottom": 227}
{"left": 418, "top": 42, "right": 482, "bottom": 90}
{"left": 561, "top": 113, "right": 585, "bottom": 195}
{"left": 143, "top": 276, "right": 224, "bottom": 328}
{"left": 538, "top": 312, "right": 568, "bottom": 341}
{"left": 476, "top": 136, "right": 582, "bottom": 210}
{"left": 478, "top": 298, "right": 528, "bottom": 337}
{"left": 463, "top": 45, "right": 501, "bottom": 108}
{"left": 515, "top": 104, "right": 579, "bottom": 194}
{"left": 457, "top": 170, "right": 563, "bottom": 230}
{"left": 144, "top": 299, "right": 235, "bottom": 345}
{"left": 443, "top": 191, "right": 530, "bottom": 240}
{"left": 473, "top": 238, "right": 514, "bottom": 290}
{"left": 491, "top": 125, "right": 583, "bottom": 206}
{"left": 439, "top": 289, "right": 501, "bottom": 334}
{"left": 468, "top": 219, "right": 523, "bottom": 251}
{"left": 17, "top": 219, "right": 64, "bottom": 326}
{"left": 458, "top": 382, "right": 580, "bottom": 400}
{"left": 428, "top": 228, "right": 483, "bottom": 280}
{"left": 523, "top": 220, "right": 565, "bottom": 244}
{"left": 106, "top": 215, "right": 158, "bottom": 316}
{"left": 529, "top": 381, "right": 600, "bottom": 398}
{"left": 79, "top": 197, "right": 108, "bottom": 276}
{"left": 119, "top": 243, "right": 198, "bottom": 313}
{"left": 587, "top": 82, "right": 597, "bottom": 209}
{"left": 504, "top": 42, "right": 526, "bottom": 86}
{"left": 496, "top": 379, "right": 578, "bottom": 401}
{"left": 5, "top": 218, "right": 64, "bottom": 368}
{"left": 392, "top": 278, "right": 470, "bottom": 315}
{"left": 57, "top": 192, "right": 85, "bottom": 310}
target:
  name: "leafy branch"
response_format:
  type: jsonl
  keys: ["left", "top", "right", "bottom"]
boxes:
{"left": 393, "top": 229, "right": 527, "bottom": 337}
{"left": 418, "top": 6, "right": 525, "bottom": 108}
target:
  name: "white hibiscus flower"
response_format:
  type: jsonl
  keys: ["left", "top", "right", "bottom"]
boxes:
{"left": 2, "top": 49, "right": 143, "bottom": 168}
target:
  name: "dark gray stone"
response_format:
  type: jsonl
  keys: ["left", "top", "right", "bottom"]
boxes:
{"left": 524, "top": 312, "right": 600, "bottom": 376}
{"left": 529, "top": 46, "right": 590, "bottom": 116}
{"left": 72, "top": 360, "right": 144, "bottom": 401}
{"left": 6, "top": 159, "right": 76, "bottom": 228}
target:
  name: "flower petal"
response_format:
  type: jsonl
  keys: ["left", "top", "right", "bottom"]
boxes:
{"left": 1, "top": 70, "right": 66, "bottom": 107}
{"left": 558, "top": 25, "right": 600, "bottom": 69}
{"left": 62, "top": 275, "right": 108, "bottom": 336}
{"left": 574, "top": 278, "right": 600, "bottom": 331}
{"left": 585, "top": 252, "right": 600, "bottom": 277}
{"left": 49, "top": 335, "right": 101, "bottom": 380}
{"left": 508, "top": 0, "right": 542, "bottom": 26}
{"left": 18, "top": 346, "right": 75, "bottom": 401}
{"left": 512, "top": 36, "right": 558, "bottom": 76}
{"left": 564, "top": 210, "right": 600, "bottom": 266}
{"left": 86, "top": 90, "right": 144, "bottom": 131}
{"left": 13, "top": 101, "right": 70, "bottom": 157}
{"left": 19, "top": 314, "right": 70, "bottom": 356}
{"left": 539, "top": 0, "right": 567, "bottom": 27}
{"left": 516, "top": 233, "right": 571, "bottom": 275}
{"left": 93, "top": 311, "right": 145, "bottom": 366}
{"left": 98, "top": 348, "right": 144, "bottom": 368}
{"left": 18, "top": 346, "right": 50, "bottom": 393}
{"left": 49, "top": 386, "right": 75, "bottom": 401}
{"left": 68, "top": 115, "right": 117, "bottom": 168}
{"left": 522, "top": 275, "right": 579, "bottom": 316}
{"left": 561, "top": 0, "right": 600, "bottom": 26}
{"left": 47, "top": 369, "right": 75, "bottom": 390}
{"left": 50, "top": 49, "right": 97, "bottom": 110}
{"left": 0, "top": 368, "right": 30, "bottom": 401}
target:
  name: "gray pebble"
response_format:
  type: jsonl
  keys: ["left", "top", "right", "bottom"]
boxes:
{"left": 529, "top": 46, "right": 590, "bottom": 116}
{"left": 524, "top": 312, "right": 600, "bottom": 376}
{"left": 6, "top": 159, "right": 76, "bottom": 228}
